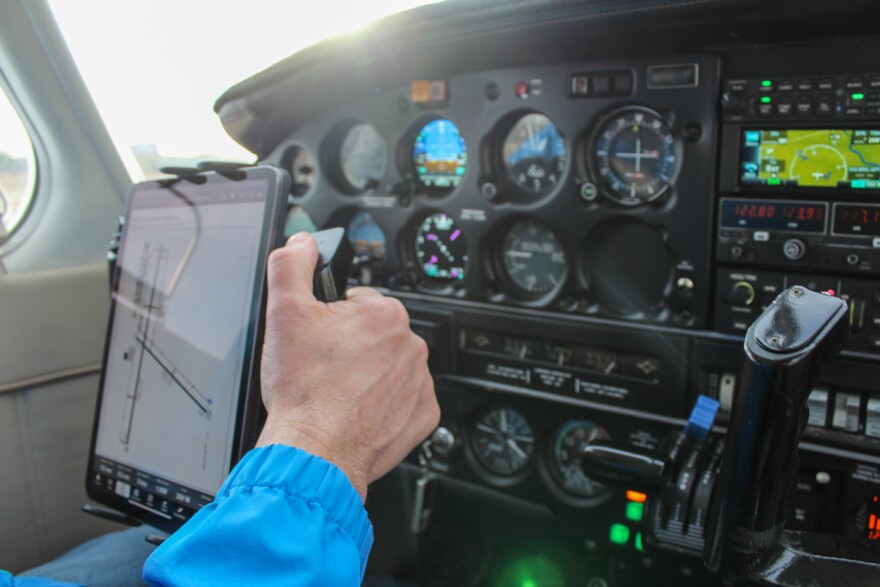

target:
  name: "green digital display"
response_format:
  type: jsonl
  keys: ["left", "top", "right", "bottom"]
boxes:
{"left": 741, "top": 129, "right": 880, "bottom": 189}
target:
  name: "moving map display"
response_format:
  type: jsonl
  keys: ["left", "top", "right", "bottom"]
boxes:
{"left": 741, "top": 129, "right": 880, "bottom": 190}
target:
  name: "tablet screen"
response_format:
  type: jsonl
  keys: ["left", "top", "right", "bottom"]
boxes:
{"left": 88, "top": 169, "right": 285, "bottom": 528}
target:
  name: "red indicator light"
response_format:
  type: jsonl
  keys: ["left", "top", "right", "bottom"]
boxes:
{"left": 626, "top": 490, "right": 647, "bottom": 503}
{"left": 824, "top": 289, "right": 836, "bottom": 297}
{"left": 514, "top": 81, "right": 530, "bottom": 98}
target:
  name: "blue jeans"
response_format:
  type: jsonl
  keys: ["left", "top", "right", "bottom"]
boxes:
{"left": 19, "top": 526, "right": 417, "bottom": 586}
{"left": 19, "top": 527, "right": 157, "bottom": 587}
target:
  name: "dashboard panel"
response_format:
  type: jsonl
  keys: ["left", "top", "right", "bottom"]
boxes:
{"left": 222, "top": 2, "right": 880, "bottom": 584}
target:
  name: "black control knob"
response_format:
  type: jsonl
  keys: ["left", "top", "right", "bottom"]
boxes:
{"left": 783, "top": 238, "right": 806, "bottom": 261}
{"left": 721, "top": 92, "right": 747, "bottom": 116}
{"left": 726, "top": 281, "right": 755, "bottom": 306}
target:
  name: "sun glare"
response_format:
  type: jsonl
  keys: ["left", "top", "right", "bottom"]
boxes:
{"left": 48, "top": 0, "right": 440, "bottom": 179}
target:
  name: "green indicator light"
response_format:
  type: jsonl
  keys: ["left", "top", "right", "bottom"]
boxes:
{"left": 761, "top": 80, "right": 772, "bottom": 87}
{"left": 760, "top": 96, "right": 772, "bottom": 104}
{"left": 635, "top": 532, "right": 645, "bottom": 552}
{"left": 853, "top": 180, "right": 867, "bottom": 189}
{"left": 626, "top": 501, "right": 644, "bottom": 522}
{"left": 768, "top": 178, "right": 781, "bottom": 186}
{"left": 609, "top": 524, "right": 630, "bottom": 545}
{"left": 494, "top": 556, "right": 564, "bottom": 587}
{"left": 853, "top": 93, "right": 865, "bottom": 101}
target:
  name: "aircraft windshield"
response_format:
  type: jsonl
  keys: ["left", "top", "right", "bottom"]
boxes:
{"left": 48, "top": 0, "right": 441, "bottom": 181}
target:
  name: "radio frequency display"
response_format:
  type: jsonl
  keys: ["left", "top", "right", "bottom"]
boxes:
{"left": 741, "top": 129, "right": 880, "bottom": 190}
{"left": 720, "top": 199, "right": 827, "bottom": 233}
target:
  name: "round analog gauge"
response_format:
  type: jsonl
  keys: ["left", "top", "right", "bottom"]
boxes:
{"left": 472, "top": 406, "right": 535, "bottom": 476}
{"left": 347, "top": 210, "right": 386, "bottom": 262}
{"left": 590, "top": 106, "right": 677, "bottom": 205}
{"left": 412, "top": 118, "right": 467, "bottom": 196}
{"left": 338, "top": 123, "right": 386, "bottom": 193}
{"left": 500, "top": 219, "right": 568, "bottom": 297}
{"left": 502, "top": 113, "right": 567, "bottom": 198}
{"left": 414, "top": 213, "right": 467, "bottom": 281}
{"left": 549, "top": 420, "right": 610, "bottom": 498}
{"left": 283, "top": 146, "right": 317, "bottom": 196}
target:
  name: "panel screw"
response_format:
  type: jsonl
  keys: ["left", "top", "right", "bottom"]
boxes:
{"left": 792, "top": 287, "right": 804, "bottom": 297}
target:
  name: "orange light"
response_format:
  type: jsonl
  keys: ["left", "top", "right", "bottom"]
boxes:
{"left": 871, "top": 514, "right": 877, "bottom": 531}
{"left": 626, "top": 490, "right": 648, "bottom": 503}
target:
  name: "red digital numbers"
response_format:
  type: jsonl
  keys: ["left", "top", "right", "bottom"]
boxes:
{"left": 735, "top": 203, "right": 777, "bottom": 219}
{"left": 735, "top": 203, "right": 823, "bottom": 222}
{"left": 841, "top": 207, "right": 880, "bottom": 225}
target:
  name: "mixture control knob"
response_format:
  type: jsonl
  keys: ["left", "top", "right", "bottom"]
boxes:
{"left": 783, "top": 238, "right": 806, "bottom": 261}
{"left": 430, "top": 426, "right": 456, "bottom": 455}
{"left": 727, "top": 281, "right": 756, "bottom": 306}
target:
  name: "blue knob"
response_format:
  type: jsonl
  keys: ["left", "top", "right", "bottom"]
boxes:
{"left": 686, "top": 395, "right": 720, "bottom": 442}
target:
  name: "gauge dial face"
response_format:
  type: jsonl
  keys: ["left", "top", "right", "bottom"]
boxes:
{"left": 412, "top": 118, "right": 467, "bottom": 195}
{"left": 339, "top": 123, "right": 386, "bottom": 193}
{"left": 591, "top": 107, "right": 677, "bottom": 205}
{"left": 347, "top": 210, "right": 386, "bottom": 261}
{"left": 414, "top": 213, "right": 468, "bottom": 281}
{"left": 472, "top": 406, "right": 535, "bottom": 476}
{"left": 500, "top": 219, "right": 568, "bottom": 297}
{"left": 549, "top": 420, "right": 610, "bottom": 498}
{"left": 286, "top": 146, "right": 317, "bottom": 196}
{"left": 502, "top": 113, "right": 567, "bottom": 197}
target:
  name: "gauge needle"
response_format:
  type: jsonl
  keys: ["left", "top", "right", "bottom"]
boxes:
{"left": 507, "top": 439, "right": 528, "bottom": 459}
{"left": 476, "top": 423, "right": 502, "bottom": 435}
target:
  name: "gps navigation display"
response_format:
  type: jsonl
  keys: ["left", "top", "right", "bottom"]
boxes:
{"left": 740, "top": 129, "right": 880, "bottom": 190}
{"left": 88, "top": 168, "right": 285, "bottom": 529}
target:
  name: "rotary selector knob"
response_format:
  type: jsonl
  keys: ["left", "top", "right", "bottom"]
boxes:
{"left": 727, "top": 281, "right": 756, "bottom": 306}
{"left": 783, "top": 238, "right": 806, "bottom": 261}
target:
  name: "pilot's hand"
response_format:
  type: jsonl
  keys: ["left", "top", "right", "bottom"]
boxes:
{"left": 256, "top": 231, "right": 440, "bottom": 500}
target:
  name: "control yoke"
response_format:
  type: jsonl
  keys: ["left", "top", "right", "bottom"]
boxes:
{"left": 583, "top": 287, "right": 880, "bottom": 585}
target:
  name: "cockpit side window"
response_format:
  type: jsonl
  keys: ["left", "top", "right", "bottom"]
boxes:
{"left": 0, "top": 83, "right": 37, "bottom": 240}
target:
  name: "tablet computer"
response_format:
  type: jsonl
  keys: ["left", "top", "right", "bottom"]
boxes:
{"left": 86, "top": 165, "right": 289, "bottom": 532}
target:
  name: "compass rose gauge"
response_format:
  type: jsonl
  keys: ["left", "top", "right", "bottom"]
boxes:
{"left": 590, "top": 106, "right": 678, "bottom": 206}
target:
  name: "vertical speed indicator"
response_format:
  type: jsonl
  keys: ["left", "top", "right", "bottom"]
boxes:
{"left": 590, "top": 106, "right": 678, "bottom": 206}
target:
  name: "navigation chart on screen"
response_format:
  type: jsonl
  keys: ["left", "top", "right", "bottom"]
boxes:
{"left": 95, "top": 184, "right": 265, "bottom": 495}
{"left": 741, "top": 129, "right": 880, "bottom": 189}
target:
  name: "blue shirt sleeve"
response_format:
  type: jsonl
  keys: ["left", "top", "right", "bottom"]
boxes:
{"left": 0, "top": 571, "right": 80, "bottom": 587}
{"left": 142, "top": 444, "right": 374, "bottom": 587}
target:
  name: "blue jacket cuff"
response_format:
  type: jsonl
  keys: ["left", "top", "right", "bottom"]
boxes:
{"left": 219, "top": 444, "right": 373, "bottom": 566}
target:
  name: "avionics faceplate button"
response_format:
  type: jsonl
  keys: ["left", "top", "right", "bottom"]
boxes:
{"left": 846, "top": 76, "right": 866, "bottom": 90}
{"left": 832, "top": 393, "right": 861, "bottom": 432}
{"left": 867, "top": 398, "right": 880, "bottom": 438}
{"left": 807, "top": 389, "right": 829, "bottom": 427}
{"left": 816, "top": 96, "right": 834, "bottom": 115}
{"left": 797, "top": 79, "right": 814, "bottom": 92}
